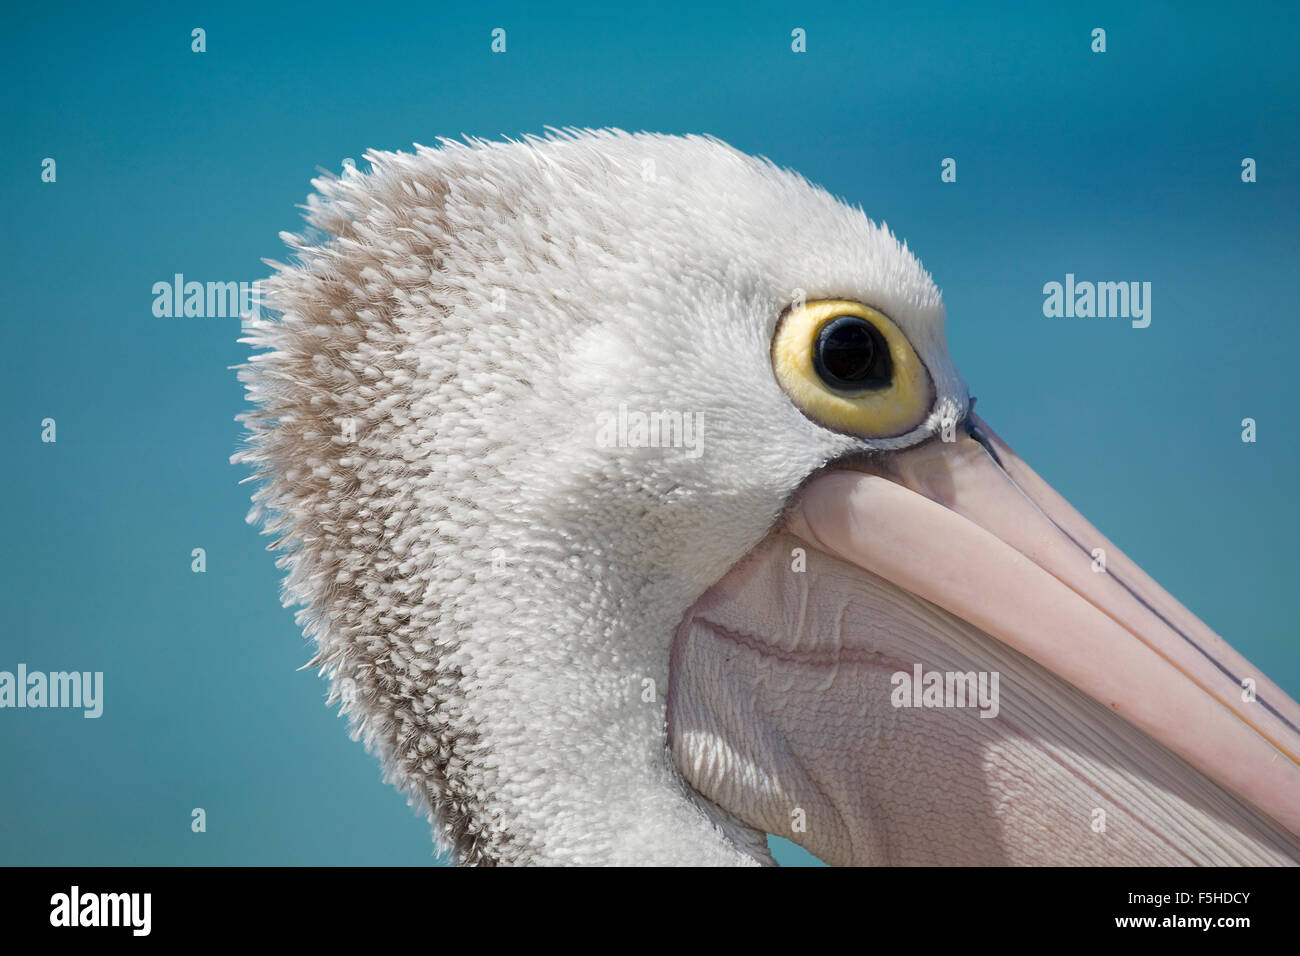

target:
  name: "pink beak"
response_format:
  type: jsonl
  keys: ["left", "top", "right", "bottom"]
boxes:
{"left": 786, "top": 414, "right": 1300, "bottom": 838}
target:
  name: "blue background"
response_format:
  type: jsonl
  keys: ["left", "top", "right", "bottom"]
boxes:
{"left": 2, "top": 1, "right": 1297, "bottom": 866}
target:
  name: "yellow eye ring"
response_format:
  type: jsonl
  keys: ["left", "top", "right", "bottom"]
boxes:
{"left": 771, "top": 299, "right": 932, "bottom": 438}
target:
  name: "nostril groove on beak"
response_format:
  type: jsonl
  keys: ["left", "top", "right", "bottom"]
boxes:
{"left": 962, "top": 405, "right": 1004, "bottom": 470}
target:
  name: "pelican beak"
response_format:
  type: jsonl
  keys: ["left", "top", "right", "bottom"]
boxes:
{"left": 786, "top": 413, "right": 1300, "bottom": 840}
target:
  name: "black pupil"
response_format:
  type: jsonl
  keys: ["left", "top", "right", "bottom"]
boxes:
{"left": 814, "top": 315, "right": 891, "bottom": 390}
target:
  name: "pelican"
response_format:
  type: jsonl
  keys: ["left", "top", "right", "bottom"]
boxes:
{"left": 234, "top": 129, "right": 1300, "bottom": 866}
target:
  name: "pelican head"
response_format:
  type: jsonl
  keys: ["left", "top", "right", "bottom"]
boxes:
{"left": 236, "top": 129, "right": 1300, "bottom": 865}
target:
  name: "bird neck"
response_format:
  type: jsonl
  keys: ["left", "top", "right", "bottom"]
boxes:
{"left": 442, "top": 591, "right": 768, "bottom": 864}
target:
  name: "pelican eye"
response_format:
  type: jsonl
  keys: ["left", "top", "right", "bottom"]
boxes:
{"left": 771, "top": 299, "right": 933, "bottom": 438}
{"left": 813, "top": 315, "right": 892, "bottom": 391}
